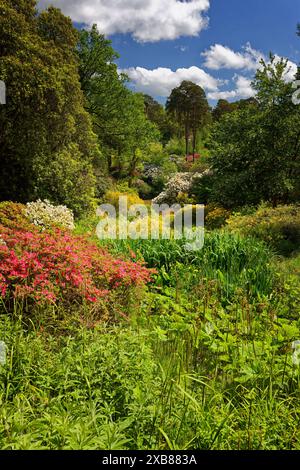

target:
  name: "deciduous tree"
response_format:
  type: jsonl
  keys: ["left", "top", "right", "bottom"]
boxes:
{"left": 209, "top": 56, "right": 300, "bottom": 207}
{"left": 0, "top": 1, "right": 100, "bottom": 215}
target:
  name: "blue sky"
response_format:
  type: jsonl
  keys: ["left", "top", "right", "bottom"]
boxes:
{"left": 39, "top": 0, "right": 300, "bottom": 105}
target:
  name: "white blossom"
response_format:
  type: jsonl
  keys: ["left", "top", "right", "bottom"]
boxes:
{"left": 25, "top": 200, "right": 75, "bottom": 230}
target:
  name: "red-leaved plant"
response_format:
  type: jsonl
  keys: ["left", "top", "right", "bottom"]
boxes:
{"left": 0, "top": 225, "right": 155, "bottom": 306}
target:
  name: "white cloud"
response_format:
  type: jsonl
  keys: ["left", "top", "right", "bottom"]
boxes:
{"left": 233, "top": 75, "right": 255, "bottom": 98}
{"left": 208, "top": 75, "right": 255, "bottom": 101}
{"left": 202, "top": 43, "right": 264, "bottom": 71}
{"left": 207, "top": 90, "right": 237, "bottom": 101}
{"left": 122, "top": 66, "right": 222, "bottom": 97}
{"left": 274, "top": 56, "right": 298, "bottom": 82}
{"left": 202, "top": 43, "right": 298, "bottom": 82}
{"left": 38, "top": 0, "right": 210, "bottom": 42}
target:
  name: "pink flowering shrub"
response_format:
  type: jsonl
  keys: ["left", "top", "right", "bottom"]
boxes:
{"left": 0, "top": 224, "right": 155, "bottom": 307}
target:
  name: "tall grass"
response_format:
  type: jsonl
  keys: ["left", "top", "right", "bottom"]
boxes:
{"left": 103, "top": 231, "right": 277, "bottom": 301}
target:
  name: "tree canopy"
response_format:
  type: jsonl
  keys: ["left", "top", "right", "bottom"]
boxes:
{"left": 208, "top": 56, "right": 300, "bottom": 207}
{"left": 0, "top": 0, "right": 99, "bottom": 215}
{"left": 166, "top": 81, "right": 210, "bottom": 158}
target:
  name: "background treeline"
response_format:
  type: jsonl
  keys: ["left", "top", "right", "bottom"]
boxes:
{"left": 0, "top": 1, "right": 300, "bottom": 215}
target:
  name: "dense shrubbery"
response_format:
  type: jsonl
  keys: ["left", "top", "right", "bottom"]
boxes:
{"left": 0, "top": 202, "right": 155, "bottom": 317}
{"left": 0, "top": 200, "right": 75, "bottom": 232}
{"left": 227, "top": 204, "right": 300, "bottom": 256}
{"left": 1, "top": 1, "right": 300, "bottom": 452}
{"left": 103, "top": 190, "right": 144, "bottom": 210}
{"left": 0, "top": 202, "right": 34, "bottom": 232}
{"left": 0, "top": 2, "right": 100, "bottom": 215}
{"left": 205, "top": 204, "right": 231, "bottom": 230}
{"left": 1, "top": 290, "right": 300, "bottom": 450}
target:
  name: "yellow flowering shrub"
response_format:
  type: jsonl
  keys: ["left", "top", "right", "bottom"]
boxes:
{"left": 227, "top": 204, "right": 300, "bottom": 255}
{"left": 205, "top": 204, "right": 231, "bottom": 230}
{"left": 103, "top": 191, "right": 144, "bottom": 210}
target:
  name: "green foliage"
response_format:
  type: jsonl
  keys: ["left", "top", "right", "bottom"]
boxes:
{"left": 135, "top": 180, "right": 154, "bottom": 200}
{"left": 0, "top": 320, "right": 161, "bottom": 449}
{"left": 115, "top": 181, "right": 139, "bottom": 195}
{"left": 77, "top": 26, "right": 159, "bottom": 178}
{"left": 212, "top": 99, "right": 236, "bottom": 121}
{"left": 191, "top": 172, "right": 214, "bottom": 204}
{"left": 141, "top": 142, "right": 178, "bottom": 197}
{"left": 1, "top": 206, "right": 300, "bottom": 450}
{"left": 1, "top": 280, "right": 300, "bottom": 450}
{"left": 209, "top": 57, "right": 300, "bottom": 208}
{"left": 227, "top": 204, "right": 300, "bottom": 256}
{"left": 77, "top": 24, "right": 125, "bottom": 173}
{"left": 165, "top": 137, "right": 186, "bottom": 156}
{"left": 33, "top": 145, "right": 97, "bottom": 216}
{"left": 102, "top": 188, "right": 143, "bottom": 210}
{"left": 1, "top": 6, "right": 300, "bottom": 452}
{"left": 0, "top": 1, "right": 99, "bottom": 215}
{"left": 103, "top": 231, "right": 276, "bottom": 302}
{"left": 212, "top": 98, "right": 258, "bottom": 121}
{"left": 143, "top": 94, "right": 177, "bottom": 144}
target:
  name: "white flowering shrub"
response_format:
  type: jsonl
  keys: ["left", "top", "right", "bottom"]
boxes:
{"left": 143, "top": 165, "right": 162, "bottom": 182}
{"left": 153, "top": 172, "right": 209, "bottom": 205}
{"left": 0, "top": 235, "right": 6, "bottom": 246}
{"left": 25, "top": 200, "right": 75, "bottom": 230}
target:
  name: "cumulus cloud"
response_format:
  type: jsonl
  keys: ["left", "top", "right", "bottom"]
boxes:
{"left": 207, "top": 90, "right": 237, "bottom": 100}
{"left": 122, "top": 66, "right": 222, "bottom": 97}
{"left": 278, "top": 58, "right": 298, "bottom": 82}
{"left": 202, "top": 43, "right": 298, "bottom": 82}
{"left": 38, "top": 0, "right": 210, "bottom": 42}
{"left": 208, "top": 75, "right": 255, "bottom": 101}
{"left": 202, "top": 43, "right": 264, "bottom": 71}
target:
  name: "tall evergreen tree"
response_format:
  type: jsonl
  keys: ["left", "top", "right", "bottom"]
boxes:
{"left": 166, "top": 81, "right": 210, "bottom": 158}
